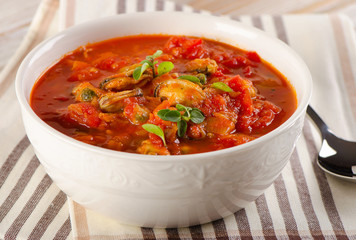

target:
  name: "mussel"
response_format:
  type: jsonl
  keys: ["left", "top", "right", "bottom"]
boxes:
{"left": 185, "top": 58, "right": 218, "bottom": 75}
{"left": 154, "top": 79, "right": 205, "bottom": 107}
{"left": 99, "top": 88, "right": 143, "bottom": 112}
{"left": 100, "top": 63, "right": 153, "bottom": 91}
{"left": 136, "top": 140, "right": 170, "bottom": 155}
{"left": 72, "top": 82, "right": 103, "bottom": 102}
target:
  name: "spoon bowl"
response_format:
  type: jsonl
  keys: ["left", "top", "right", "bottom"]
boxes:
{"left": 307, "top": 106, "right": 356, "bottom": 182}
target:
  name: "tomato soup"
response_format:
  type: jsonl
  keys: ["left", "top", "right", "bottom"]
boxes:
{"left": 30, "top": 35, "right": 297, "bottom": 155}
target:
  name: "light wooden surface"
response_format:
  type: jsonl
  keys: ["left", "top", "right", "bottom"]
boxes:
{"left": 1, "top": 0, "right": 356, "bottom": 72}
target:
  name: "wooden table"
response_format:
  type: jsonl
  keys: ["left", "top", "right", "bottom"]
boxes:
{"left": 1, "top": 0, "right": 356, "bottom": 72}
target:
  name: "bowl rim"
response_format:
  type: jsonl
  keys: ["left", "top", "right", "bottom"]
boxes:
{"left": 15, "top": 11, "right": 312, "bottom": 162}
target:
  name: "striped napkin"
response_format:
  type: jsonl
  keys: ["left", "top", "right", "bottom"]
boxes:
{"left": 1, "top": 0, "right": 356, "bottom": 239}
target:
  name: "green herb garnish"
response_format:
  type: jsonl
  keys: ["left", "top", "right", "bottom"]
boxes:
{"left": 176, "top": 104, "right": 192, "bottom": 122}
{"left": 133, "top": 62, "right": 150, "bottom": 81}
{"left": 175, "top": 103, "right": 189, "bottom": 112}
{"left": 133, "top": 50, "right": 174, "bottom": 80}
{"left": 157, "top": 61, "right": 174, "bottom": 76}
{"left": 190, "top": 108, "right": 205, "bottom": 124}
{"left": 142, "top": 123, "right": 166, "bottom": 146}
{"left": 156, "top": 109, "right": 170, "bottom": 119}
{"left": 211, "top": 82, "right": 233, "bottom": 92}
{"left": 157, "top": 109, "right": 181, "bottom": 122}
{"left": 151, "top": 50, "right": 163, "bottom": 59}
{"left": 178, "top": 75, "right": 201, "bottom": 84}
{"left": 175, "top": 104, "right": 204, "bottom": 124}
{"left": 177, "top": 120, "right": 187, "bottom": 138}
{"left": 157, "top": 104, "right": 205, "bottom": 137}
{"left": 178, "top": 74, "right": 207, "bottom": 86}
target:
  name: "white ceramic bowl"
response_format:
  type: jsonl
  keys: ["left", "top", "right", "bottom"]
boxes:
{"left": 16, "top": 12, "right": 312, "bottom": 228}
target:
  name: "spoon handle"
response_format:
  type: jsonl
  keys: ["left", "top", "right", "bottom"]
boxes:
{"left": 306, "top": 105, "right": 329, "bottom": 136}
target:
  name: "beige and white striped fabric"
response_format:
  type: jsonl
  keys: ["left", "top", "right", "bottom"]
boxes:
{"left": 1, "top": 0, "right": 356, "bottom": 239}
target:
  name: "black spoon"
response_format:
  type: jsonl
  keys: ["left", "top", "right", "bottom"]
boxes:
{"left": 307, "top": 106, "right": 356, "bottom": 181}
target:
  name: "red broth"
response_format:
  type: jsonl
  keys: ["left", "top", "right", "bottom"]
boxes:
{"left": 30, "top": 35, "right": 297, "bottom": 155}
